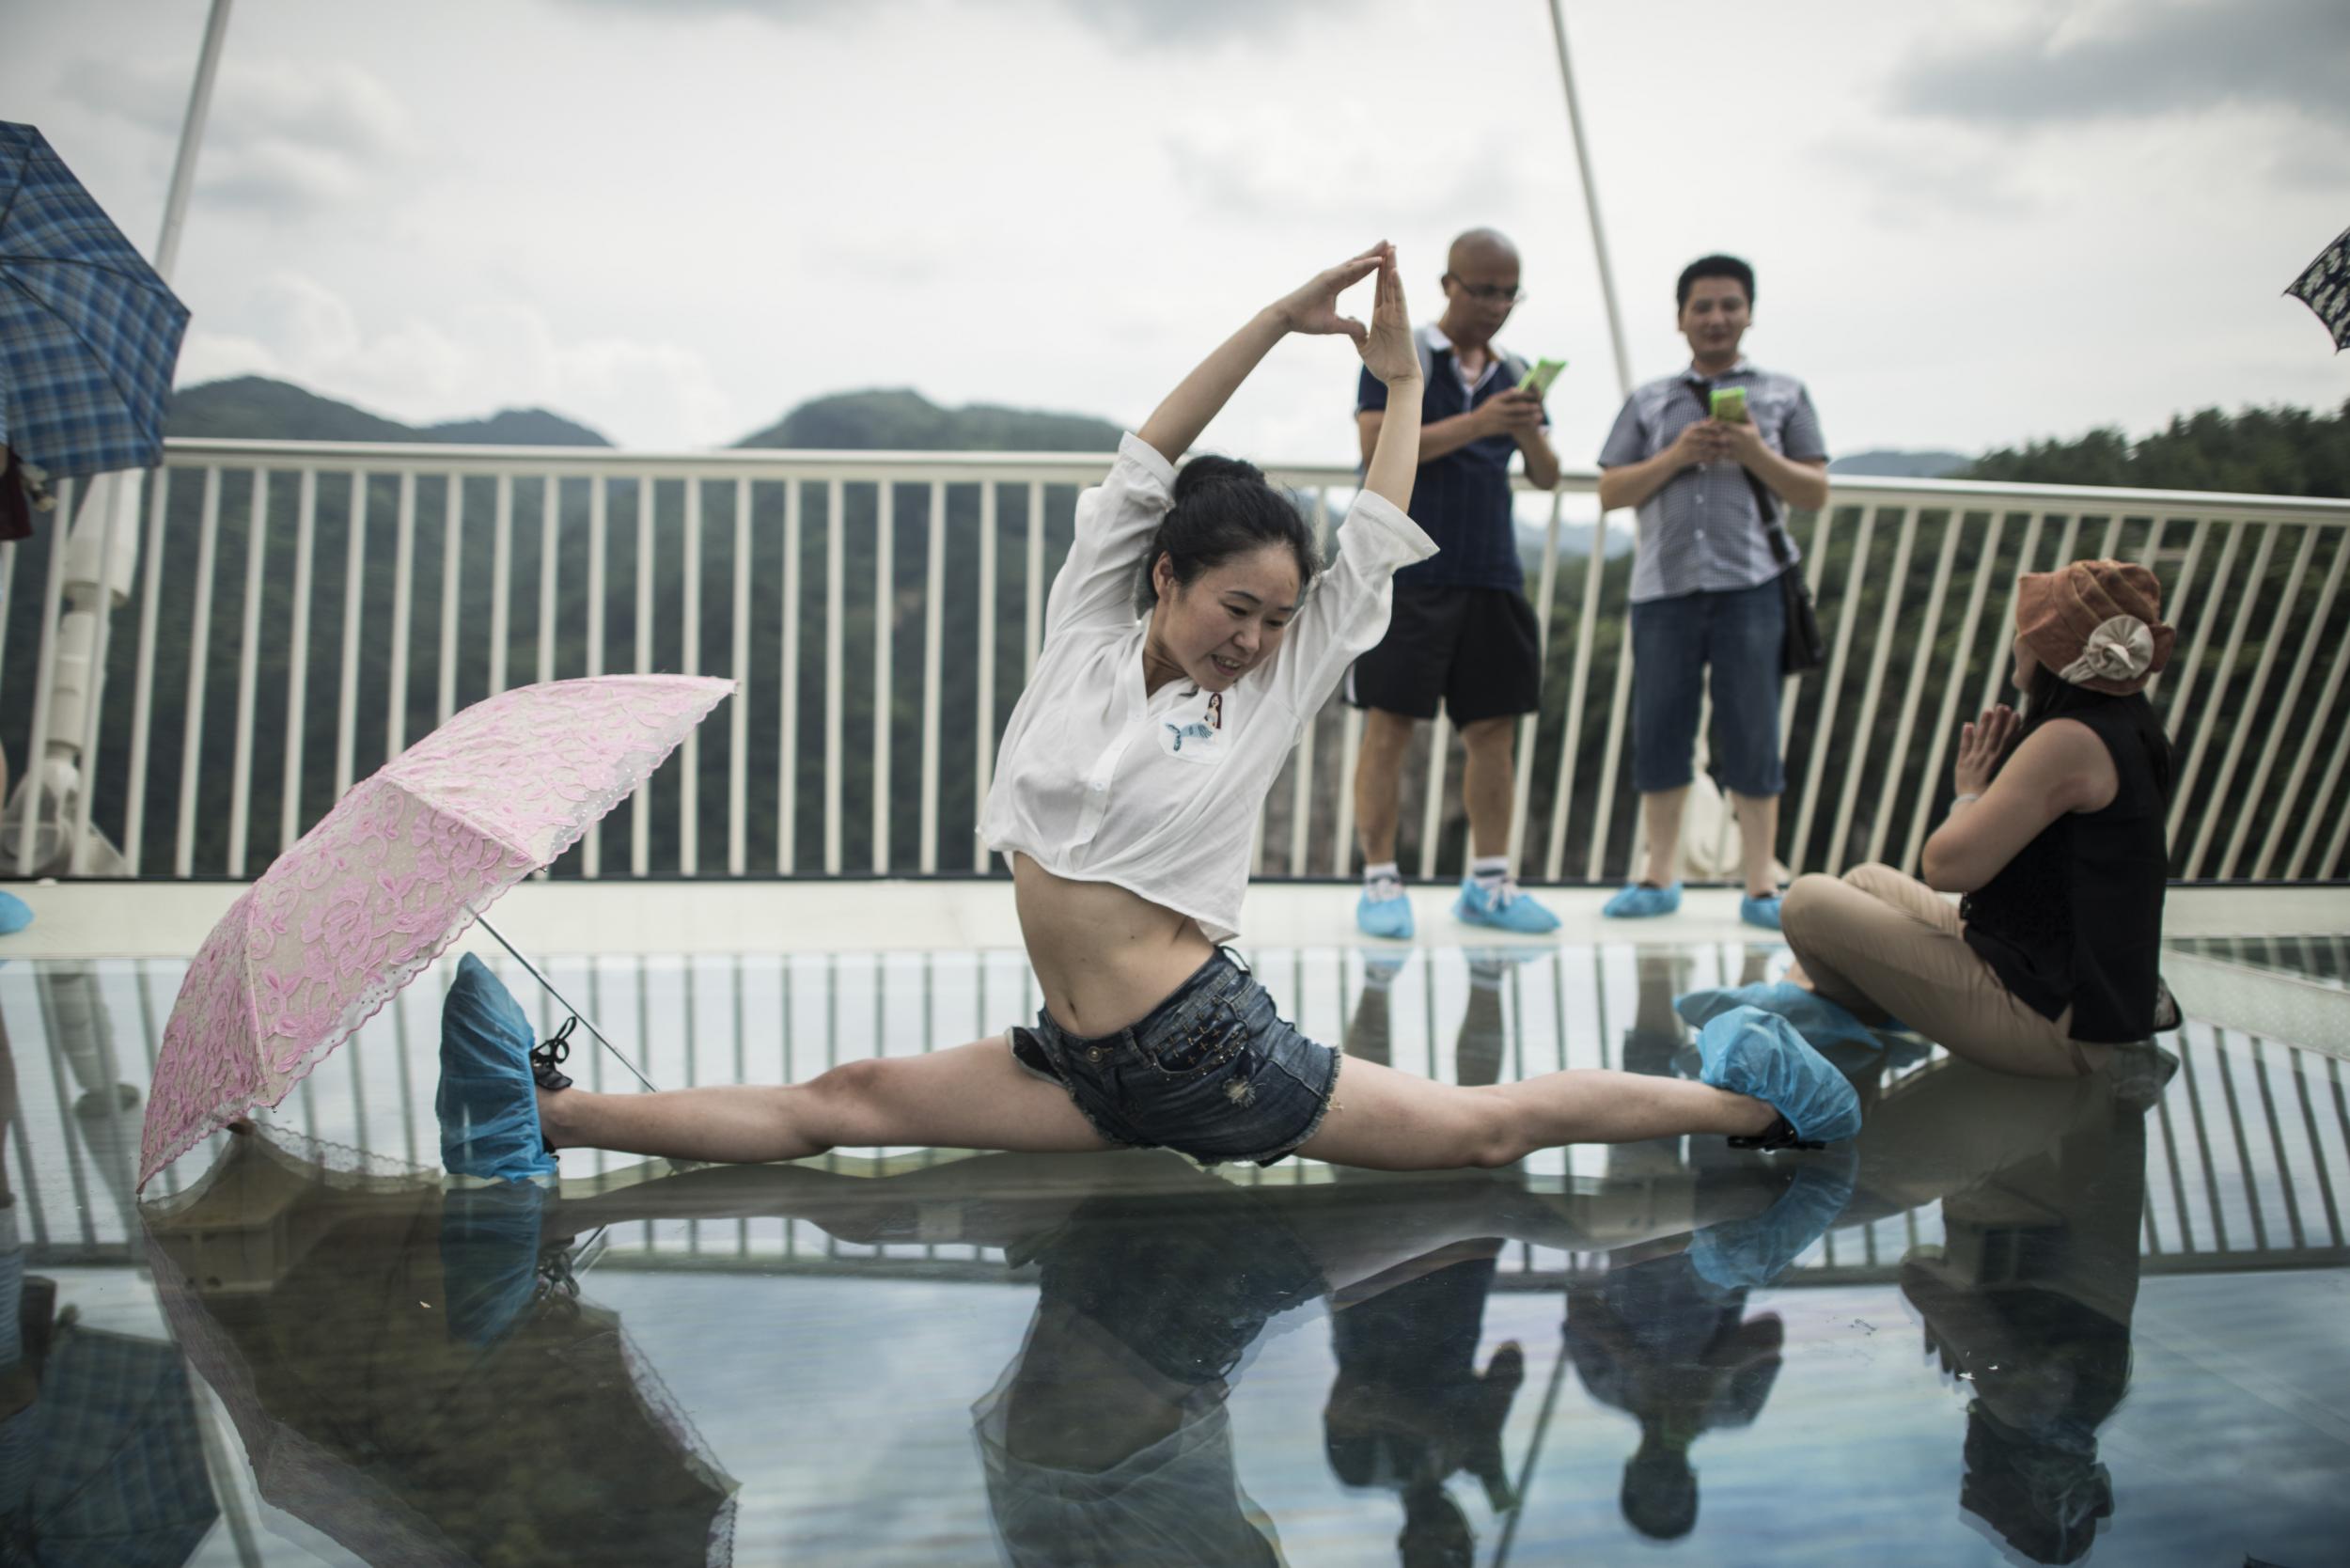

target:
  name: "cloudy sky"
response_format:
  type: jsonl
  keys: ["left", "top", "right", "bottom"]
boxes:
{"left": 8, "top": 0, "right": 2345, "bottom": 462}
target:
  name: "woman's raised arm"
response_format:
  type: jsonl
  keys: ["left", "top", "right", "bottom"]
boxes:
{"left": 1135, "top": 242, "right": 1392, "bottom": 466}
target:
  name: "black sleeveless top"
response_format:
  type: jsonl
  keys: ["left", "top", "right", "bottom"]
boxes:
{"left": 1961, "top": 699, "right": 2168, "bottom": 1043}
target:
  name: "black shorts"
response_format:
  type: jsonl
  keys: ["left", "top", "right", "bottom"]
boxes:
{"left": 1344, "top": 584, "right": 1542, "bottom": 724}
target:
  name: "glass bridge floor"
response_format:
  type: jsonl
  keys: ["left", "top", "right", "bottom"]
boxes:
{"left": 3, "top": 936, "right": 2345, "bottom": 1566}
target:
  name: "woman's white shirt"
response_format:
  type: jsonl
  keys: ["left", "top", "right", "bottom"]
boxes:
{"left": 980, "top": 433, "right": 1437, "bottom": 941}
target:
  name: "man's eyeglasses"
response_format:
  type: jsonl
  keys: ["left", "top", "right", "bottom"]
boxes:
{"left": 1445, "top": 277, "right": 1526, "bottom": 306}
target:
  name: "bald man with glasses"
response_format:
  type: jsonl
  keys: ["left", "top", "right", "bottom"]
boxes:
{"left": 1349, "top": 227, "right": 1562, "bottom": 940}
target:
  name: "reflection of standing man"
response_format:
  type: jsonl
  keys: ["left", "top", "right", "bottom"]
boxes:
{"left": 1596, "top": 255, "right": 1828, "bottom": 931}
{"left": 1350, "top": 227, "right": 1562, "bottom": 940}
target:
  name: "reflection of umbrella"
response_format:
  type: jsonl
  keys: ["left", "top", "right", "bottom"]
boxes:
{"left": 0, "top": 122, "right": 191, "bottom": 493}
{"left": 0, "top": 1323, "right": 219, "bottom": 1567}
{"left": 2285, "top": 223, "right": 2350, "bottom": 351}
{"left": 144, "top": 1129, "right": 737, "bottom": 1566}
{"left": 137, "top": 675, "right": 731, "bottom": 1187}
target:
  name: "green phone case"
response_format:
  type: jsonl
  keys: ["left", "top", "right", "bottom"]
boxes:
{"left": 1709, "top": 385, "right": 1748, "bottom": 422}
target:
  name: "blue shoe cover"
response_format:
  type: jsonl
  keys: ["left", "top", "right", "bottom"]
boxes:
{"left": 1738, "top": 893, "right": 1783, "bottom": 931}
{"left": 1690, "top": 1149, "right": 1857, "bottom": 1290}
{"left": 1454, "top": 879, "right": 1561, "bottom": 933}
{"left": 1356, "top": 889, "right": 1415, "bottom": 940}
{"left": 1601, "top": 882, "right": 1681, "bottom": 918}
{"left": 439, "top": 1184, "right": 555, "bottom": 1347}
{"left": 1695, "top": 1006, "right": 1862, "bottom": 1143}
{"left": 1676, "top": 981, "right": 1880, "bottom": 1055}
{"left": 0, "top": 891, "right": 30, "bottom": 935}
{"left": 437, "top": 954, "right": 557, "bottom": 1184}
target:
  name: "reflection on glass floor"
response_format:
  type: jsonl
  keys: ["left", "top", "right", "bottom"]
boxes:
{"left": 3, "top": 945, "right": 2346, "bottom": 1566}
{"left": 2169, "top": 933, "right": 2350, "bottom": 990}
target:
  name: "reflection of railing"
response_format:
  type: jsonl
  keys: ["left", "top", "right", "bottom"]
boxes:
{"left": 11, "top": 949, "right": 2347, "bottom": 1283}
{"left": 4, "top": 442, "right": 2344, "bottom": 882}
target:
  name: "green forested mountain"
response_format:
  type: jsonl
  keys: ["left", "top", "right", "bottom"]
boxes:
{"left": 736, "top": 388, "right": 1122, "bottom": 452}
{"left": 1963, "top": 400, "right": 2350, "bottom": 498}
{"left": 166, "top": 377, "right": 611, "bottom": 447}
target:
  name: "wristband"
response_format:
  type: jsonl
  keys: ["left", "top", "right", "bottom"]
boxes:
{"left": 1950, "top": 792, "right": 1980, "bottom": 808}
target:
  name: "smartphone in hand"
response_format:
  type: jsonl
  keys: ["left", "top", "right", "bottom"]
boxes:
{"left": 1518, "top": 357, "right": 1566, "bottom": 399}
{"left": 1709, "top": 384, "right": 1748, "bottom": 423}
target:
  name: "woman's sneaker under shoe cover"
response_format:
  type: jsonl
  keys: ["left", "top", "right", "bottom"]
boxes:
{"left": 1602, "top": 882, "right": 1681, "bottom": 918}
{"left": 1694, "top": 1006, "right": 1862, "bottom": 1144}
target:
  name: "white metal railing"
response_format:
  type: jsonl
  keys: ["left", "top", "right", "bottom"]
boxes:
{"left": 2, "top": 439, "right": 2345, "bottom": 885}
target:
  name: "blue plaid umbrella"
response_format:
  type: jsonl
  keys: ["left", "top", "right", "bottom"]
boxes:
{"left": 0, "top": 121, "right": 190, "bottom": 485}
{"left": 2286, "top": 222, "right": 2350, "bottom": 352}
{"left": 0, "top": 1324, "right": 219, "bottom": 1568}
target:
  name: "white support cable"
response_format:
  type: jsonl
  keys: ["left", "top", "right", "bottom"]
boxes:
{"left": 2143, "top": 516, "right": 2212, "bottom": 705}
{"left": 171, "top": 471, "right": 221, "bottom": 877}
{"left": 2187, "top": 524, "right": 2312, "bottom": 877}
{"left": 122, "top": 469, "right": 170, "bottom": 871}
{"left": 824, "top": 478, "right": 844, "bottom": 876}
{"left": 1786, "top": 506, "right": 1879, "bottom": 877}
{"left": 1868, "top": 506, "right": 1961, "bottom": 867}
{"left": 2253, "top": 531, "right": 2350, "bottom": 878}
{"left": 1825, "top": 507, "right": 1915, "bottom": 870}
{"left": 780, "top": 479, "right": 803, "bottom": 873}
{"left": 920, "top": 482, "right": 945, "bottom": 874}
{"left": 226, "top": 471, "right": 268, "bottom": 878}
{"left": 387, "top": 473, "right": 415, "bottom": 760}
{"left": 974, "top": 481, "right": 998, "bottom": 872}
{"left": 681, "top": 476, "right": 702, "bottom": 876}
{"left": 68, "top": 478, "right": 127, "bottom": 875}
{"left": 1287, "top": 490, "right": 1332, "bottom": 875}
{"left": 489, "top": 472, "right": 512, "bottom": 697}
{"left": 332, "top": 469, "right": 366, "bottom": 802}
{"left": 436, "top": 477, "right": 461, "bottom": 727}
{"left": 583, "top": 477, "right": 605, "bottom": 878}
{"left": 871, "top": 480, "right": 894, "bottom": 874}
{"left": 2170, "top": 521, "right": 2278, "bottom": 852}
{"left": 277, "top": 466, "right": 317, "bottom": 854}
{"left": 729, "top": 477, "right": 750, "bottom": 877}
{"left": 1510, "top": 489, "right": 1564, "bottom": 872}
{"left": 1025, "top": 480, "right": 1045, "bottom": 675}
{"left": 1585, "top": 609, "right": 1635, "bottom": 881}
{"left": 1543, "top": 509, "right": 1610, "bottom": 883}
{"left": 539, "top": 475, "right": 560, "bottom": 683}
{"left": 632, "top": 475, "right": 653, "bottom": 877}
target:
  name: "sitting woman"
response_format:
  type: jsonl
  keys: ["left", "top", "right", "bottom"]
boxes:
{"left": 478, "top": 243, "right": 1857, "bottom": 1178}
{"left": 1689, "top": 559, "right": 2175, "bottom": 1079}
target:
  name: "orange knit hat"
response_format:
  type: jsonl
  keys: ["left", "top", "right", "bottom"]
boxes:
{"left": 2014, "top": 559, "right": 2174, "bottom": 697}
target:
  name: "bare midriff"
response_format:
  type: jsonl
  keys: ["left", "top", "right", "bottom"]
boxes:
{"left": 1010, "top": 853, "right": 1219, "bottom": 1039}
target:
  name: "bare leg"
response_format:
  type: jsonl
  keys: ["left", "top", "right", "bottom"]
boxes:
{"left": 1353, "top": 708, "right": 1418, "bottom": 867}
{"left": 1300, "top": 1054, "right": 1776, "bottom": 1172}
{"left": 1730, "top": 790, "right": 1780, "bottom": 899}
{"left": 537, "top": 1039, "right": 1112, "bottom": 1164}
{"left": 1459, "top": 715, "right": 1516, "bottom": 860}
{"left": 1639, "top": 786, "right": 1689, "bottom": 887}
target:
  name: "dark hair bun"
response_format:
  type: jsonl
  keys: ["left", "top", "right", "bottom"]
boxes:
{"left": 1172, "top": 454, "right": 1265, "bottom": 504}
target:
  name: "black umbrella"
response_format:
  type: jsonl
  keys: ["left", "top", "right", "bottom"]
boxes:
{"left": 2285, "top": 223, "right": 2350, "bottom": 351}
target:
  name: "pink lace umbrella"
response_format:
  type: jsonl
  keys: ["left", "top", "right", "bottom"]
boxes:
{"left": 136, "top": 675, "right": 733, "bottom": 1189}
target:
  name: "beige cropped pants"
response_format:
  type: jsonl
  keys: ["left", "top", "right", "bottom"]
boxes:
{"left": 1779, "top": 862, "right": 2105, "bottom": 1079}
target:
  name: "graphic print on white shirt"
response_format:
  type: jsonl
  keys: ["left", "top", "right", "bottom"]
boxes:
{"left": 1156, "top": 687, "right": 1230, "bottom": 764}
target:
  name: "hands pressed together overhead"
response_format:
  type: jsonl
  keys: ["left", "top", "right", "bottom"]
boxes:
{"left": 1273, "top": 241, "right": 1417, "bottom": 387}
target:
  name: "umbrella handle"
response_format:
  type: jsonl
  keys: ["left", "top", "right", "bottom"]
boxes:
{"left": 469, "top": 914, "right": 658, "bottom": 1094}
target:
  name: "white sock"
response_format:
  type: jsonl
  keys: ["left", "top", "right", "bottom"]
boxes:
{"left": 1363, "top": 862, "right": 1404, "bottom": 901}
{"left": 1470, "top": 855, "right": 1510, "bottom": 891}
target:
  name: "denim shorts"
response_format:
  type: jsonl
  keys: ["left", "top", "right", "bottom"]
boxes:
{"left": 1631, "top": 576, "right": 1788, "bottom": 797}
{"left": 1007, "top": 950, "right": 1341, "bottom": 1167}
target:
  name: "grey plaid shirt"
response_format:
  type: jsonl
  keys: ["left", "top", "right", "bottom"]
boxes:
{"left": 1598, "top": 361, "right": 1828, "bottom": 604}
